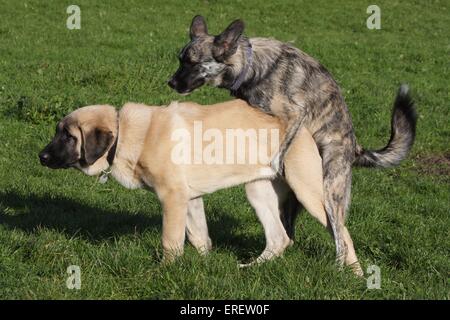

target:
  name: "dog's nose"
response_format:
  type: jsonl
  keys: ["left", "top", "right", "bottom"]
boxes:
{"left": 168, "top": 77, "right": 177, "bottom": 89}
{"left": 39, "top": 152, "right": 50, "bottom": 165}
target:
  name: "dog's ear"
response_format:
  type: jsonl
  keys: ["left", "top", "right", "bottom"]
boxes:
{"left": 190, "top": 15, "right": 208, "bottom": 39}
{"left": 80, "top": 126, "right": 114, "bottom": 165}
{"left": 213, "top": 19, "right": 245, "bottom": 61}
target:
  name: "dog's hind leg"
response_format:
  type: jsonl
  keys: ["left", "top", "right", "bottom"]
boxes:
{"left": 320, "top": 140, "right": 354, "bottom": 268}
{"left": 186, "top": 197, "right": 212, "bottom": 255}
{"left": 286, "top": 159, "right": 363, "bottom": 276}
{"left": 284, "top": 127, "right": 363, "bottom": 276}
{"left": 242, "top": 180, "right": 292, "bottom": 267}
{"left": 271, "top": 115, "right": 306, "bottom": 174}
{"left": 269, "top": 178, "right": 301, "bottom": 245}
{"left": 342, "top": 225, "right": 363, "bottom": 276}
{"left": 280, "top": 190, "right": 301, "bottom": 244}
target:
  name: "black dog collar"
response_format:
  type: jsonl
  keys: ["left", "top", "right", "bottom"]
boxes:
{"left": 106, "top": 111, "right": 120, "bottom": 166}
{"left": 99, "top": 111, "right": 119, "bottom": 184}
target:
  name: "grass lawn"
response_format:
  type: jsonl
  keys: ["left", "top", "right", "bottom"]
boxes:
{"left": 0, "top": 0, "right": 449, "bottom": 299}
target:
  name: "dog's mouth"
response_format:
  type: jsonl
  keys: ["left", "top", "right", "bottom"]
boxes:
{"left": 40, "top": 157, "right": 78, "bottom": 169}
{"left": 173, "top": 78, "right": 206, "bottom": 96}
{"left": 62, "top": 161, "right": 78, "bottom": 169}
{"left": 45, "top": 162, "right": 76, "bottom": 170}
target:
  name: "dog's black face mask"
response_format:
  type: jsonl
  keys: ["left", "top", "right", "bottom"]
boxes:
{"left": 168, "top": 15, "right": 245, "bottom": 94}
{"left": 168, "top": 48, "right": 210, "bottom": 95}
{"left": 40, "top": 117, "right": 115, "bottom": 171}
{"left": 39, "top": 122, "right": 79, "bottom": 169}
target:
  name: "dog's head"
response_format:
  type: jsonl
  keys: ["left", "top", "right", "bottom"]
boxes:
{"left": 168, "top": 15, "right": 245, "bottom": 94}
{"left": 39, "top": 105, "right": 118, "bottom": 176}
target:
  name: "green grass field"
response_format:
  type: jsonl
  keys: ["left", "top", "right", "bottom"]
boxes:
{"left": 0, "top": 0, "right": 449, "bottom": 299}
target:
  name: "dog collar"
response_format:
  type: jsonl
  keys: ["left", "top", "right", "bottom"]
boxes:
{"left": 230, "top": 44, "right": 253, "bottom": 92}
{"left": 99, "top": 168, "right": 111, "bottom": 184}
{"left": 99, "top": 112, "right": 119, "bottom": 184}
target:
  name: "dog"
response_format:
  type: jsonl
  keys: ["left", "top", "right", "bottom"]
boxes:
{"left": 168, "top": 15, "right": 417, "bottom": 266}
{"left": 39, "top": 99, "right": 351, "bottom": 271}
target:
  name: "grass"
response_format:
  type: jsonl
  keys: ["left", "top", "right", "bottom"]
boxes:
{"left": 0, "top": 0, "right": 449, "bottom": 299}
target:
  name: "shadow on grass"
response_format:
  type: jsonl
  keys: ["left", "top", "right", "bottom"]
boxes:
{"left": 0, "top": 191, "right": 265, "bottom": 260}
{"left": 207, "top": 207, "right": 267, "bottom": 262}
{"left": 0, "top": 191, "right": 161, "bottom": 242}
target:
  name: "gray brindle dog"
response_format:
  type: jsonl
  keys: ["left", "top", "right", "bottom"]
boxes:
{"left": 168, "top": 16, "right": 417, "bottom": 267}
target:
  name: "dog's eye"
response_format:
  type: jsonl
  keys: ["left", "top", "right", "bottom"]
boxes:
{"left": 62, "top": 128, "right": 76, "bottom": 143}
{"left": 180, "top": 56, "right": 195, "bottom": 66}
{"left": 179, "top": 53, "right": 197, "bottom": 65}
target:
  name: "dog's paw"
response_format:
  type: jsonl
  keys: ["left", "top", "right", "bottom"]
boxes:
{"left": 349, "top": 261, "right": 364, "bottom": 277}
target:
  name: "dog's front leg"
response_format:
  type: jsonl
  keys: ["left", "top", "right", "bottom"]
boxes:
{"left": 186, "top": 197, "right": 212, "bottom": 255}
{"left": 160, "top": 191, "right": 189, "bottom": 263}
{"left": 271, "top": 114, "right": 306, "bottom": 174}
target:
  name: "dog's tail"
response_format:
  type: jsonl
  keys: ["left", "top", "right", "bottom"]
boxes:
{"left": 354, "top": 84, "right": 417, "bottom": 168}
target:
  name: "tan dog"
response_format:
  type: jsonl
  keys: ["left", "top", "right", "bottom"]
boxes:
{"left": 39, "top": 99, "right": 363, "bottom": 275}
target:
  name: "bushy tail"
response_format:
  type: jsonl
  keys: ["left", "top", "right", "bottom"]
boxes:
{"left": 354, "top": 84, "right": 417, "bottom": 168}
